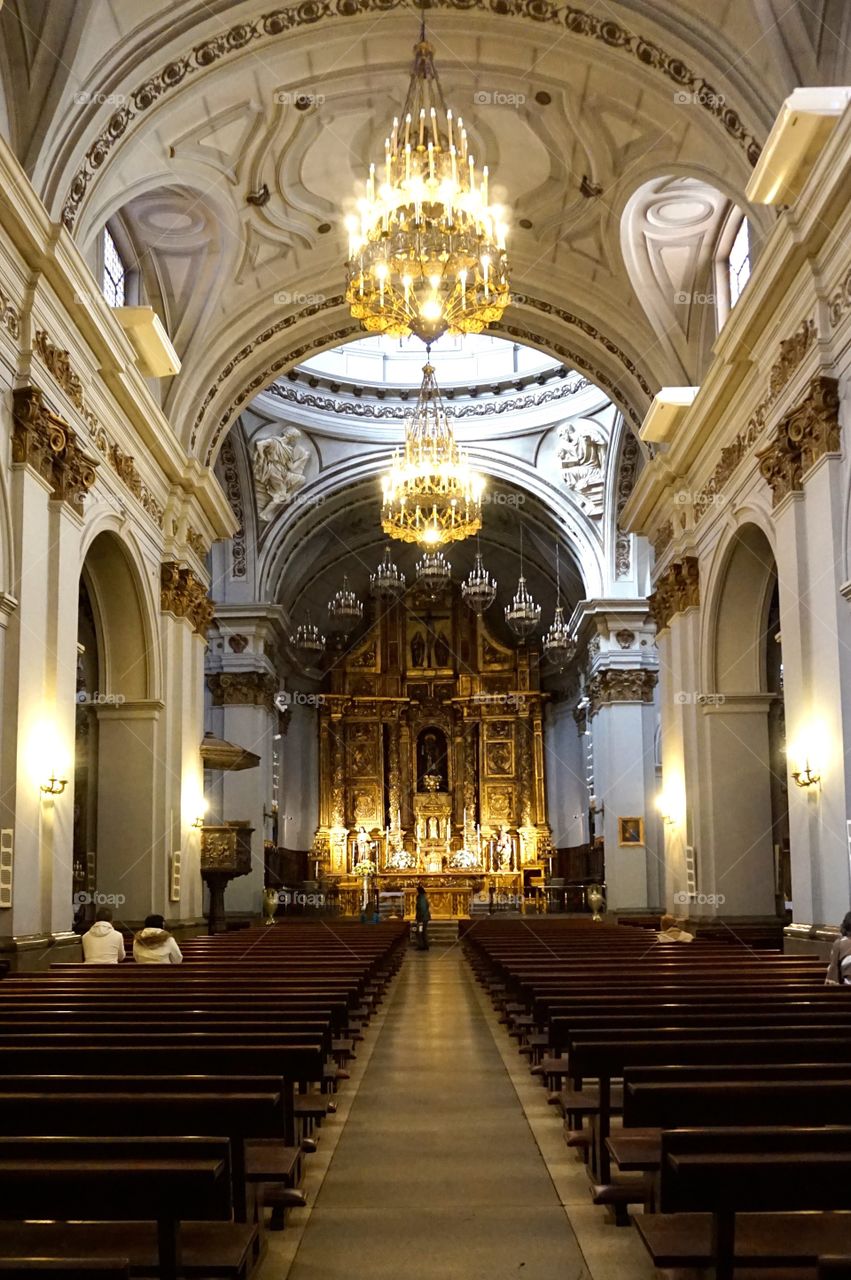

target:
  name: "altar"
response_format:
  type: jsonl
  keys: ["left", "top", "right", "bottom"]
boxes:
{"left": 311, "top": 567, "right": 552, "bottom": 917}
{"left": 331, "top": 871, "right": 525, "bottom": 919}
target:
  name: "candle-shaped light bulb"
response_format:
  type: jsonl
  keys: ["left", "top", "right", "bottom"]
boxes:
{"left": 447, "top": 108, "right": 454, "bottom": 149}
{"left": 482, "top": 164, "right": 489, "bottom": 205}
{"left": 405, "top": 113, "right": 411, "bottom": 146}
{"left": 419, "top": 107, "right": 425, "bottom": 147}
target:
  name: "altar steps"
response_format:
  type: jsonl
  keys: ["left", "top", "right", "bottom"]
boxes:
{"left": 426, "top": 920, "right": 459, "bottom": 946}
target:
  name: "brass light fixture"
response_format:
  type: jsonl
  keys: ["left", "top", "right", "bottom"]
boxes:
{"left": 792, "top": 761, "right": 820, "bottom": 788}
{"left": 381, "top": 361, "right": 484, "bottom": 547}
{"left": 345, "top": 19, "right": 510, "bottom": 344}
{"left": 40, "top": 775, "right": 68, "bottom": 796}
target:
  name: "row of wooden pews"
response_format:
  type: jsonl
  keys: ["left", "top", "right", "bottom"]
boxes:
{"left": 0, "top": 919, "right": 407, "bottom": 1279}
{"left": 464, "top": 917, "right": 851, "bottom": 1280}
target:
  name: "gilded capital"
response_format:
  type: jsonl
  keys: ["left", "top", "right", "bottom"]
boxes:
{"left": 588, "top": 668, "right": 657, "bottom": 717}
{"left": 757, "top": 375, "right": 840, "bottom": 508}
{"left": 161, "top": 561, "right": 215, "bottom": 637}
{"left": 12, "top": 387, "right": 98, "bottom": 515}
{"left": 206, "top": 670, "right": 278, "bottom": 710}
{"left": 649, "top": 556, "right": 700, "bottom": 632}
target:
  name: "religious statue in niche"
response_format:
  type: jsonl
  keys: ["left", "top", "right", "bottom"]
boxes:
{"left": 556, "top": 419, "right": 608, "bottom": 516}
{"left": 410, "top": 631, "right": 426, "bottom": 667}
{"left": 433, "top": 630, "right": 451, "bottom": 668}
{"left": 354, "top": 825, "right": 371, "bottom": 863}
{"left": 417, "top": 727, "right": 448, "bottom": 791}
{"left": 253, "top": 427, "right": 310, "bottom": 522}
{"left": 494, "top": 824, "right": 513, "bottom": 871}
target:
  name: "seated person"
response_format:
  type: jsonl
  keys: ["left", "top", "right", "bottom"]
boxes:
{"left": 826, "top": 910, "right": 851, "bottom": 985}
{"left": 657, "top": 912, "right": 695, "bottom": 943}
{"left": 133, "top": 913, "right": 183, "bottom": 964}
{"left": 81, "top": 905, "right": 126, "bottom": 964}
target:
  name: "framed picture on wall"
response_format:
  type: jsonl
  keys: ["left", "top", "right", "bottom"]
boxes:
{"left": 618, "top": 816, "right": 644, "bottom": 846}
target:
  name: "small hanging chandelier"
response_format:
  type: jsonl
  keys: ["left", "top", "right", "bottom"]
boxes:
{"left": 461, "top": 544, "right": 497, "bottom": 614}
{"left": 327, "top": 576, "right": 363, "bottom": 633}
{"left": 369, "top": 544, "right": 406, "bottom": 597}
{"left": 505, "top": 526, "right": 541, "bottom": 638}
{"left": 543, "top": 542, "right": 573, "bottom": 666}
{"left": 416, "top": 549, "right": 452, "bottom": 596}
{"left": 345, "top": 17, "right": 510, "bottom": 344}
{"left": 290, "top": 610, "right": 325, "bottom": 660}
{"left": 381, "top": 361, "right": 484, "bottom": 547}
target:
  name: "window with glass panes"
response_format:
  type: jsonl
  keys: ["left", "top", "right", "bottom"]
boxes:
{"left": 728, "top": 218, "right": 751, "bottom": 307}
{"left": 102, "top": 226, "right": 126, "bottom": 307}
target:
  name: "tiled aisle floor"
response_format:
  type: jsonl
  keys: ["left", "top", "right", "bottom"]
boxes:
{"left": 278, "top": 943, "right": 594, "bottom": 1280}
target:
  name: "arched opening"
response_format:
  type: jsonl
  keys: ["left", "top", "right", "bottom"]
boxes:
{"left": 73, "top": 531, "right": 155, "bottom": 928}
{"left": 706, "top": 524, "right": 787, "bottom": 918}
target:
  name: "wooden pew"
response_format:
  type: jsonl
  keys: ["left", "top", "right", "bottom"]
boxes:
{"left": 635, "top": 1127, "right": 851, "bottom": 1280}
{"left": 0, "top": 1136, "right": 256, "bottom": 1280}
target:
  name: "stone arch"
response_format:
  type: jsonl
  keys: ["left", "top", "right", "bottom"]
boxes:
{"left": 79, "top": 521, "right": 160, "bottom": 702}
{"left": 697, "top": 520, "right": 783, "bottom": 918}
{"left": 706, "top": 521, "right": 777, "bottom": 696}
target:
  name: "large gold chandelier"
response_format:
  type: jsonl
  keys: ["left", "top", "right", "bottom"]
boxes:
{"left": 345, "top": 26, "right": 510, "bottom": 345}
{"left": 382, "top": 361, "right": 484, "bottom": 546}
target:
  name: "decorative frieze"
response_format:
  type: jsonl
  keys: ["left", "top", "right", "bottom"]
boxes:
{"left": 92, "top": 427, "right": 166, "bottom": 528}
{"left": 615, "top": 429, "right": 641, "bottom": 578}
{"left": 161, "top": 562, "right": 215, "bottom": 637}
{"left": 12, "top": 387, "right": 98, "bottom": 516}
{"left": 187, "top": 526, "right": 208, "bottom": 559}
{"left": 649, "top": 556, "right": 700, "bottom": 632}
{"left": 0, "top": 285, "right": 20, "bottom": 340}
{"left": 757, "top": 375, "right": 840, "bottom": 508}
{"left": 828, "top": 264, "right": 851, "bottom": 329}
{"left": 588, "top": 668, "right": 657, "bottom": 716}
{"left": 205, "top": 670, "right": 277, "bottom": 709}
{"left": 218, "top": 438, "right": 247, "bottom": 578}
{"left": 653, "top": 519, "right": 674, "bottom": 560}
{"left": 32, "top": 330, "right": 87, "bottom": 413}
{"left": 694, "top": 318, "right": 817, "bottom": 514}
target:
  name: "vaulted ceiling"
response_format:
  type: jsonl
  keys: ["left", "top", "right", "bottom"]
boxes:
{"left": 2, "top": 0, "right": 849, "bottom": 465}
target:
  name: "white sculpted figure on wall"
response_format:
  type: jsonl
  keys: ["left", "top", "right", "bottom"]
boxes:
{"left": 253, "top": 427, "right": 309, "bottom": 522}
{"left": 557, "top": 419, "right": 608, "bottom": 516}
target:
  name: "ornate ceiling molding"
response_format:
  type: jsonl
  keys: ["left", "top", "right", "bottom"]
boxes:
{"left": 217, "top": 438, "right": 247, "bottom": 578}
{"left": 195, "top": 299, "right": 650, "bottom": 466}
{"left": 60, "top": 0, "right": 762, "bottom": 234}
{"left": 269, "top": 372, "right": 590, "bottom": 417}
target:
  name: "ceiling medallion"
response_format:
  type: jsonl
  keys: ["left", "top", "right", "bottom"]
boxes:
{"left": 381, "top": 361, "right": 484, "bottom": 547}
{"left": 345, "top": 20, "right": 510, "bottom": 345}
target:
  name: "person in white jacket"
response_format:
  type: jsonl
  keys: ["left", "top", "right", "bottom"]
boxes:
{"left": 133, "top": 914, "right": 183, "bottom": 965}
{"left": 82, "top": 907, "right": 126, "bottom": 964}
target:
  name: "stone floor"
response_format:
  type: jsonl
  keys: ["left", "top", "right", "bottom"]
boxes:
{"left": 259, "top": 940, "right": 655, "bottom": 1280}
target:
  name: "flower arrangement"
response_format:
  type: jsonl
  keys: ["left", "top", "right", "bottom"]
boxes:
{"left": 352, "top": 859, "right": 376, "bottom": 877}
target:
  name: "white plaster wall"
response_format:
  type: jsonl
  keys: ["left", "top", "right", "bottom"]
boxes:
{"left": 280, "top": 702, "right": 319, "bottom": 855}
{"left": 543, "top": 701, "right": 587, "bottom": 848}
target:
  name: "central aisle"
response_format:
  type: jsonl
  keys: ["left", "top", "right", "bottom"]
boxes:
{"left": 286, "top": 941, "right": 589, "bottom": 1280}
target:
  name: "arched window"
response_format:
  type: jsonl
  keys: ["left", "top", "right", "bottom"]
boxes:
{"left": 727, "top": 217, "right": 751, "bottom": 307}
{"left": 101, "top": 226, "right": 126, "bottom": 307}
{"left": 714, "top": 210, "right": 752, "bottom": 328}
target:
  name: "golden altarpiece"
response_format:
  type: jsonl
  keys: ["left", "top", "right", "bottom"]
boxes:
{"left": 312, "top": 576, "right": 551, "bottom": 918}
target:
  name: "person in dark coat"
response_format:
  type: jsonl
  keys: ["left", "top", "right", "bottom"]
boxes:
{"left": 826, "top": 910, "right": 851, "bottom": 984}
{"left": 415, "top": 884, "right": 431, "bottom": 950}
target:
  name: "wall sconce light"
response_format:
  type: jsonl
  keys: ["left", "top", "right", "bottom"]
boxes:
{"left": 656, "top": 791, "right": 679, "bottom": 826}
{"left": 792, "top": 761, "right": 821, "bottom": 788}
{"left": 192, "top": 815, "right": 205, "bottom": 829}
{"left": 40, "top": 775, "right": 68, "bottom": 796}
